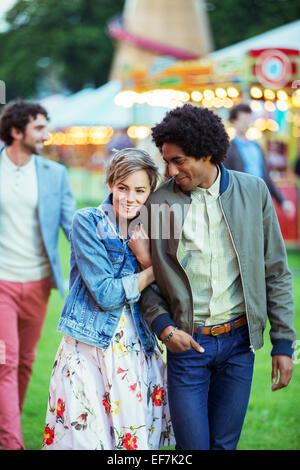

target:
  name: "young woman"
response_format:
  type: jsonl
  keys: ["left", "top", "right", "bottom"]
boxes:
{"left": 42, "top": 148, "right": 174, "bottom": 450}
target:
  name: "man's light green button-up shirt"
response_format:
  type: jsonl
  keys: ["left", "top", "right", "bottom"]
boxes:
{"left": 177, "top": 167, "right": 246, "bottom": 326}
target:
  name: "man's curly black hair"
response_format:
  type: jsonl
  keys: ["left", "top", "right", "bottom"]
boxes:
{"left": 0, "top": 100, "right": 49, "bottom": 146}
{"left": 151, "top": 103, "right": 229, "bottom": 165}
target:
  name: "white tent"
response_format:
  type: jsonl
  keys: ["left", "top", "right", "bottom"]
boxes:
{"left": 210, "top": 20, "right": 300, "bottom": 62}
{"left": 41, "top": 81, "right": 133, "bottom": 129}
{"left": 41, "top": 80, "right": 168, "bottom": 130}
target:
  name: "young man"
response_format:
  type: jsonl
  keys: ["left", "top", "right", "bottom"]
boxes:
{"left": 225, "top": 103, "right": 294, "bottom": 217}
{"left": 139, "top": 104, "right": 295, "bottom": 450}
{"left": 0, "top": 100, "right": 76, "bottom": 450}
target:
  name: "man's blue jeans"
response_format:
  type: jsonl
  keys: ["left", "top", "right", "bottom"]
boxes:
{"left": 167, "top": 321, "right": 255, "bottom": 450}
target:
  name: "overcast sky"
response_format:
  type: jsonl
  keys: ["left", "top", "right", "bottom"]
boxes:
{"left": 0, "top": 0, "right": 17, "bottom": 32}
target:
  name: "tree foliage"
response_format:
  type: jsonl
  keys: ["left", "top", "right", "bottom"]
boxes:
{"left": 0, "top": 0, "right": 299, "bottom": 100}
{"left": 208, "top": 0, "right": 299, "bottom": 50}
{"left": 0, "top": 0, "right": 125, "bottom": 100}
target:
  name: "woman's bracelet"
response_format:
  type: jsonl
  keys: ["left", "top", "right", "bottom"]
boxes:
{"left": 161, "top": 326, "right": 178, "bottom": 344}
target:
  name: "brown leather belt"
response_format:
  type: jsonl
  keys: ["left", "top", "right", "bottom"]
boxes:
{"left": 193, "top": 315, "right": 247, "bottom": 336}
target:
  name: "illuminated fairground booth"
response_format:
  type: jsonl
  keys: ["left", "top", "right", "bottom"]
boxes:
{"left": 112, "top": 41, "right": 300, "bottom": 246}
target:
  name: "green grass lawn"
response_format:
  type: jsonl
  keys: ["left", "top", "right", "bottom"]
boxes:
{"left": 21, "top": 235, "right": 300, "bottom": 450}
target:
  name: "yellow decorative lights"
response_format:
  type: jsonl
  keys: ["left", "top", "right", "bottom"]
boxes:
{"left": 203, "top": 89, "right": 215, "bottom": 100}
{"left": 246, "top": 127, "right": 262, "bottom": 140}
{"left": 44, "top": 127, "right": 114, "bottom": 146}
{"left": 115, "top": 87, "right": 240, "bottom": 109}
{"left": 127, "top": 126, "right": 151, "bottom": 140}
{"left": 251, "top": 86, "right": 292, "bottom": 103}
{"left": 114, "top": 89, "right": 190, "bottom": 108}
{"left": 250, "top": 86, "right": 263, "bottom": 99}
{"left": 249, "top": 87, "right": 295, "bottom": 114}
{"left": 253, "top": 118, "right": 279, "bottom": 132}
{"left": 292, "top": 89, "right": 300, "bottom": 108}
{"left": 215, "top": 88, "right": 227, "bottom": 99}
{"left": 276, "top": 100, "right": 289, "bottom": 111}
{"left": 226, "top": 127, "right": 236, "bottom": 140}
{"left": 250, "top": 100, "right": 263, "bottom": 112}
{"left": 264, "top": 89, "right": 276, "bottom": 100}
{"left": 44, "top": 125, "right": 152, "bottom": 145}
{"left": 277, "top": 90, "right": 288, "bottom": 101}
{"left": 264, "top": 100, "right": 276, "bottom": 112}
{"left": 226, "top": 87, "right": 239, "bottom": 99}
{"left": 190, "top": 91, "right": 202, "bottom": 102}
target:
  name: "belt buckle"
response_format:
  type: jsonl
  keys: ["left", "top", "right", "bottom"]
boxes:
{"left": 210, "top": 325, "right": 221, "bottom": 336}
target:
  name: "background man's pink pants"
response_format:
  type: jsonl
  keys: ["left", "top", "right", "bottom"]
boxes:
{"left": 0, "top": 277, "right": 51, "bottom": 450}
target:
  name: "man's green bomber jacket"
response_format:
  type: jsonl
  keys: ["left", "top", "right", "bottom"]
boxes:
{"left": 139, "top": 164, "right": 296, "bottom": 357}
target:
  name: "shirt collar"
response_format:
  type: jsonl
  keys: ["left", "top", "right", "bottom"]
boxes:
{"left": 97, "top": 193, "right": 128, "bottom": 242}
{"left": 192, "top": 165, "right": 220, "bottom": 200}
{"left": 234, "top": 135, "right": 250, "bottom": 145}
{"left": 1, "top": 148, "right": 35, "bottom": 174}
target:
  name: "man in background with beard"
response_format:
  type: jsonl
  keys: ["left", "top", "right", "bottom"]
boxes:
{"left": 0, "top": 100, "right": 76, "bottom": 450}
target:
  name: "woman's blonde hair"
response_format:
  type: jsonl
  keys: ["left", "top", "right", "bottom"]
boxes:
{"left": 105, "top": 148, "right": 159, "bottom": 191}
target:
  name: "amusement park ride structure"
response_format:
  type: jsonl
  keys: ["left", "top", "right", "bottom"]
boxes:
{"left": 108, "top": 0, "right": 213, "bottom": 80}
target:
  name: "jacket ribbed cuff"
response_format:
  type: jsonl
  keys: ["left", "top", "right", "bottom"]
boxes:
{"left": 271, "top": 339, "right": 294, "bottom": 358}
{"left": 151, "top": 313, "right": 177, "bottom": 339}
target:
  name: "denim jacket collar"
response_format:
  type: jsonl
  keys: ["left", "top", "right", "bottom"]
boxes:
{"left": 97, "top": 193, "right": 131, "bottom": 243}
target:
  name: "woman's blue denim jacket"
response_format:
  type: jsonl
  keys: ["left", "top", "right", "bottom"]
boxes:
{"left": 57, "top": 194, "right": 156, "bottom": 356}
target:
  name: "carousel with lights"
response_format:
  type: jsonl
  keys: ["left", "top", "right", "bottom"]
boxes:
{"left": 113, "top": 53, "right": 300, "bottom": 243}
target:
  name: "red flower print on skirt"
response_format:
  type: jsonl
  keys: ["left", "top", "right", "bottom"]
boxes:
{"left": 56, "top": 398, "right": 65, "bottom": 418}
{"left": 102, "top": 392, "right": 111, "bottom": 415}
{"left": 152, "top": 386, "right": 165, "bottom": 406}
{"left": 130, "top": 382, "right": 137, "bottom": 392}
{"left": 122, "top": 432, "right": 138, "bottom": 450}
{"left": 43, "top": 426, "right": 55, "bottom": 446}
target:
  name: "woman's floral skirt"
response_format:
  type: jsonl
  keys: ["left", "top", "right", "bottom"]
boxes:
{"left": 42, "top": 306, "right": 175, "bottom": 450}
